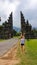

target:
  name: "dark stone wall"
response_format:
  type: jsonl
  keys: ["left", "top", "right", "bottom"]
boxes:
{"left": 20, "top": 11, "right": 37, "bottom": 39}
{"left": 0, "top": 12, "right": 13, "bottom": 39}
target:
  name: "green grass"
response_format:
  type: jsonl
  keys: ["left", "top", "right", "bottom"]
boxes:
{"left": 0, "top": 39, "right": 8, "bottom": 42}
{"left": 0, "top": 39, "right": 5, "bottom": 42}
{"left": 13, "top": 36, "right": 20, "bottom": 38}
{"left": 16, "top": 39, "right": 37, "bottom": 65}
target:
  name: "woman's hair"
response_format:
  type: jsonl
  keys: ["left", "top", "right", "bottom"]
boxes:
{"left": 21, "top": 33, "right": 24, "bottom": 38}
{"left": 20, "top": 32, "right": 26, "bottom": 39}
{"left": 21, "top": 36, "right": 23, "bottom": 38}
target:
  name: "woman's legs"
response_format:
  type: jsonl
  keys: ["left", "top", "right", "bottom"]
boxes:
{"left": 21, "top": 45, "right": 24, "bottom": 53}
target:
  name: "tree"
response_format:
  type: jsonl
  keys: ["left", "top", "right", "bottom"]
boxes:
{"left": 13, "top": 29, "right": 17, "bottom": 36}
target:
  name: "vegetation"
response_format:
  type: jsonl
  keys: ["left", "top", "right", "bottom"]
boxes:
{"left": 13, "top": 29, "right": 17, "bottom": 36}
{"left": 17, "top": 39, "right": 37, "bottom": 65}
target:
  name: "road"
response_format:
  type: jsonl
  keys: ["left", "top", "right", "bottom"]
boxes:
{"left": 0, "top": 38, "right": 18, "bottom": 57}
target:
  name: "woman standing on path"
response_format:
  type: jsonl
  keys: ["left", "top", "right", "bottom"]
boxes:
{"left": 20, "top": 33, "right": 25, "bottom": 53}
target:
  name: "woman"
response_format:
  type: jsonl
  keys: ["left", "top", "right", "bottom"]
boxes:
{"left": 20, "top": 33, "right": 25, "bottom": 53}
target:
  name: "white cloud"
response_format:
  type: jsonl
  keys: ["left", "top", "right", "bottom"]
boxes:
{"left": 0, "top": 0, "right": 37, "bottom": 27}
{"left": 28, "top": 0, "right": 37, "bottom": 9}
{"left": 0, "top": 0, "right": 20, "bottom": 24}
{"left": 21, "top": 0, "right": 37, "bottom": 10}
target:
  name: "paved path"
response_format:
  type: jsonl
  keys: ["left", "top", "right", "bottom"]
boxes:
{"left": 0, "top": 38, "right": 18, "bottom": 57}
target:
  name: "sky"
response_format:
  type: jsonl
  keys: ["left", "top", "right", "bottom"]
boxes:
{"left": 0, "top": 0, "right": 37, "bottom": 28}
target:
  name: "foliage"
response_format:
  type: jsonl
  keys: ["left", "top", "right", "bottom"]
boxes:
{"left": 13, "top": 29, "right": 17, "bottom": 36}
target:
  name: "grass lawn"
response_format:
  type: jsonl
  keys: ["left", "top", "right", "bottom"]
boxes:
{"left": 13, "top": 36, "right": 20, "bottom": 38}
{"left": 0, "top": 39, "right": 5, "bottom": 42}
{"left": 0, "top": 39, "right": 8, "bottom": 42}
{"left": 17, "top": 39, "right": 37, "bottom": 65}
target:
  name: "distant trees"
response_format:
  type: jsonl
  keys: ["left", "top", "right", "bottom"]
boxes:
{"left": 0, "top": 25, "right": 3, "bottom": 39}
{"left": 13, "top": 29, "right": 20, "bottom": 36}
{"left": 32, "top": 28, "right": 37, "bottom": 38}
{"left": 13, "top": 29, "right": 17, "bottom": 36}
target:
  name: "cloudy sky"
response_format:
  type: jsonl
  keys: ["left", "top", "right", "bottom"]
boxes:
{"left": 0, "top": 0, "right": 37, "bottom": 28}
